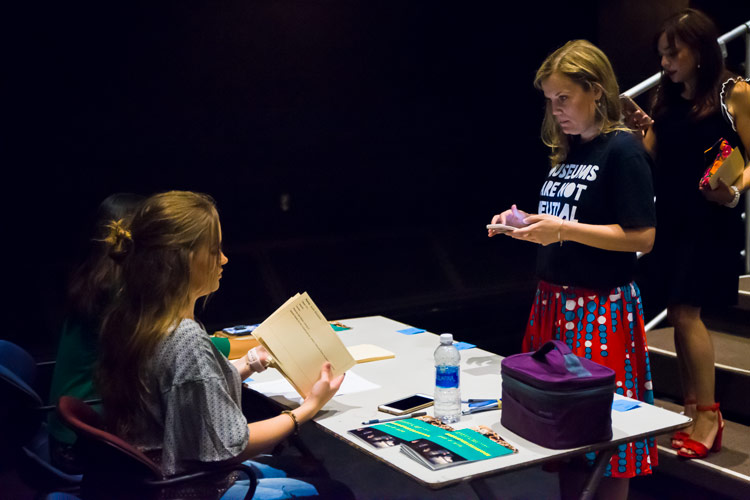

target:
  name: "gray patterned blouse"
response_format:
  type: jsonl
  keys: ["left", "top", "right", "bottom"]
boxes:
{"left": 134, "top": 318, "right": 249, "bottom": 475}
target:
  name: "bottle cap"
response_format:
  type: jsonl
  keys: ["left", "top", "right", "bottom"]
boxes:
{"left": 440, "top": 333, "right": 453, "bottom": 345}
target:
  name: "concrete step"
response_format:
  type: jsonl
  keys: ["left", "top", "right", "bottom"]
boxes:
{"left": 647, "top": 327, "right": 750, "bottom": 424}
{"left": 703, "top": 303, "right": 750, "bottom": 339}
{"left": 652, "top": 398, "right": 750, "bottom": 500}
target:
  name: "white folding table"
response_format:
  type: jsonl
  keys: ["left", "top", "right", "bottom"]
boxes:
{"left": 246, "top": 316, "right": 690, "bottom": 499}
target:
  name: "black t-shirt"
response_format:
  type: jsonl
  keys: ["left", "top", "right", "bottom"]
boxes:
{"left": 535, "top": 131, "right": 656, "bottom": 291}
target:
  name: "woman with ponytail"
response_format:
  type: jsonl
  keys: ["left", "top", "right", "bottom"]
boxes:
{"left": 96, "top": 191, "right": 351, "bottom": 499}
{"left": 48, "top": 193, "right": 144, "bottom": 472}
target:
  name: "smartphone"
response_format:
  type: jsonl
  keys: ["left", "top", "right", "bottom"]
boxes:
{"left": 222, "top": 324, "right": 259, "bottom": 336}
{"left": 619, "top": 94, "right": 653, "bottom": 125}
{"left": 377, "top": 394, "right": 434, "bottom": 416}
{"left": 486, "top": 223, "right": 517, "bottom": 233}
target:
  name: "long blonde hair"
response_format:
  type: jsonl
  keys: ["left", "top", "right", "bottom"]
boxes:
{"left": 534, "top": 40, "right": 630, "bottom": 166}
{"left": 97, "top": 191, "right": 221, "bottom": 438}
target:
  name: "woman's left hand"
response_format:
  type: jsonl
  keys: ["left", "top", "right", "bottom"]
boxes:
{"left": 254, "top": 346, "right": 270, "bottom": 366}
{"left": 699, "top": 178, "right": 735, "bottom": 205}
{"left": 509, "top": 214, "right": 564, "bottom": 246}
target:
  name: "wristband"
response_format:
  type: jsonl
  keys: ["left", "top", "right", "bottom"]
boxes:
{"left": 724, "top": 185, "right": 740, "bottom": 208}
{"left": 247, "top": 347, "right": 268, "bottom": 373}
{"left": 282, "top": 410, "right": 299, "bottom": 435}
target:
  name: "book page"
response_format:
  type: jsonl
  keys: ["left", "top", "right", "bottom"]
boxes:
{"left": 252, "top": 292, "right": 355, "bottom": 397}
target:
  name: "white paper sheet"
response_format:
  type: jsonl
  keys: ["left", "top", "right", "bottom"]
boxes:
{"left": 247, "top": 371, "right": 380, "bottom": 402}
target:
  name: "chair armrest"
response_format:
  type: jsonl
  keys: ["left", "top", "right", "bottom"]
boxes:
{"left": 143, "top": 462, "right": 258, "bottom": 500}
{"left": 39, "top": 398, "right": 102, "bottom": 413}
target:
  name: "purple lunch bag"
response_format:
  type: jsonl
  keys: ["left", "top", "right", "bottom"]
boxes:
{"left": 501, "top": 340, "right": 616, "bottom": 449}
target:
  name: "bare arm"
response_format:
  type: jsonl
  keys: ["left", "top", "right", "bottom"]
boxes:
{"left": 731, "top": 81, "right": 750, "bottom": 192}
{"left": 701, "top": 81, "right": 750, "bottom": 204}
{"left": 559, "top": 220, "right": 655, "bottom": 253}
{"left": 510, "top": 214, "right": 655, "bottom": 253}
{"left": 643, "top": 125, "right": 656, "bottom": 160}
{"left": 238, "top": 362, "right": 344, "bottom": 458}
{"left": 230, "top": 357, "right": 251, "bottom": 379}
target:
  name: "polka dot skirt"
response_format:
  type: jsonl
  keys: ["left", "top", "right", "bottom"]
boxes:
{"left": 523, "top": 280, "right": 657, "bottom": 478}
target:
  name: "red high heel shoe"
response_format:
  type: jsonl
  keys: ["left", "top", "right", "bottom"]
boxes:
{"left": 671, "top": 431, "right": 690, "bottom": 450}
{"left": 677, "top": 403, "right": 723, "bottom": 459}
{"left": 671, "top": 400, "right": 696, "bottom": 449}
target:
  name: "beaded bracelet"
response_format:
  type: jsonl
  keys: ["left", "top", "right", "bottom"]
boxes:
{"left": 724, "top": 185, "right": 740, "bottom": 208}
{"left": 282, "top": 410, "right": 299, "bottom": 435}
{"left": 246, "top": 347, "right": 268, "bottom": 373}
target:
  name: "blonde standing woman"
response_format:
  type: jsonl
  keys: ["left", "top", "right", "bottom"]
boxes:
{"left": 489, "top": 40, "right": 657, "bottom": 499}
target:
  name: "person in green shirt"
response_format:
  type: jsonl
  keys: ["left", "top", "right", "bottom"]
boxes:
{"left": 47, "top": 193, "right": 145, "bottom": 472}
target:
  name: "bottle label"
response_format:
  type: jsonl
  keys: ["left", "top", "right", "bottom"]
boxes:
{"left": 436, "top": 365, "right": 459, "bottom": 389}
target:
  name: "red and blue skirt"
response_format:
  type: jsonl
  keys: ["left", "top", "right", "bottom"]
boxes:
{"left": 523, "top": 280, "right": 657, "bottom": 478}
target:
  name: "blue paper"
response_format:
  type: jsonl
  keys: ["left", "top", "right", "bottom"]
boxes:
{"left": 454, "top": 341, "right": 476, "bottom": 350}
{"left": 612, "top": 400, "right": 641, "bottom": 412}
{"left": 397, "top": 327, "right": 425, "bottom": 335}
{"left": 469, "top": 399, "right": 498, "bottom": 408}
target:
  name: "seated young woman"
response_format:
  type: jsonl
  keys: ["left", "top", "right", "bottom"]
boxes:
{"left": 47, "top": 193, "right": 269, "bottom": 473}
{"left": 96, "top": 190, "right": 351, "bottom": 499}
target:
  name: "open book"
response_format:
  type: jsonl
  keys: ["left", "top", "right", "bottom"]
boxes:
{"left": 349, "top": 416, "right": 517, "bottom": 470}
{"left": 251, "top": 292, "right": 356, "bottom": 397}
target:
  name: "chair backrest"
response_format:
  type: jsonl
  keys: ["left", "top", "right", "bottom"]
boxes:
{"left": 57, "top": 396, "right": 257, "bottom": 500}
{"left": 0, "top": 340, "right": 44, "bottom": 454}
{"left": 0, "top": 340, "right": 38, "bottom": 392}
{"left": 56, "top": 396, "right": 162, "bottom": 480}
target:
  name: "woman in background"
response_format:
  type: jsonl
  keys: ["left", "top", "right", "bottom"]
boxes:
{"left": 47, "top": 193, "right": 143, "bottom": 472}
{"left": 490, "top": 40, "right": 657, "bottom": 499}
{"left": 97, "top": 191, "right": 350, "bottom": 499}
{"left": 625, "top": 8, "right": 750, "bottom": 459}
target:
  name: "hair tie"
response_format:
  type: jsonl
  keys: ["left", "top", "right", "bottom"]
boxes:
{"left": 103, "top": 218, "right": 133, "bottom": 260}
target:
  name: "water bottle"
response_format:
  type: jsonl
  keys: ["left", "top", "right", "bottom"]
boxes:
{"left": 434, "top": 333, "right": 461, "bottom": 423}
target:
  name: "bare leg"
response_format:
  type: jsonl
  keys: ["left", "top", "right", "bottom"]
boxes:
{"left": 668, "top": 305, "right": 720, "bottom": 452}
{"left": 671, "top": 311, "right": 697, "bottom": 436}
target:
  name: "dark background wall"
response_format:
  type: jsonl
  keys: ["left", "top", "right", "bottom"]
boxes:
{"left": 7, "top": 0, "right": 749, "bottom": 358}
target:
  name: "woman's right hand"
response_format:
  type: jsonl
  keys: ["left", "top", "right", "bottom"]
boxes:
{"left": 622, "top": 108, "right": 654, "bottom": 133}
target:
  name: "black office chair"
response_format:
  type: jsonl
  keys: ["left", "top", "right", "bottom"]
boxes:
{"left": 0, "top": 340, "right": 82, "bottom": 494}
{"left": 57, "top": 396, "right": 257, "bottom": 500}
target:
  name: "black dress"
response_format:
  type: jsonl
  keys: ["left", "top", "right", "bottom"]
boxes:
{"left": 650, "top": 93, "right": 744, "bottom": 307}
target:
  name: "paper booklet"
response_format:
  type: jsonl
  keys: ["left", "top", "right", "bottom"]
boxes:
{"left": 347, "top": 344, "right": 395, "bottom": 363}
{"left": 251, "top": 292, "right": 355, "bottom": 397}
{"left": 700, "top": 138, "right": 744, "bottom": 190}
{"left": 348, "top": 416, "right": 517, "bottom": 470}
